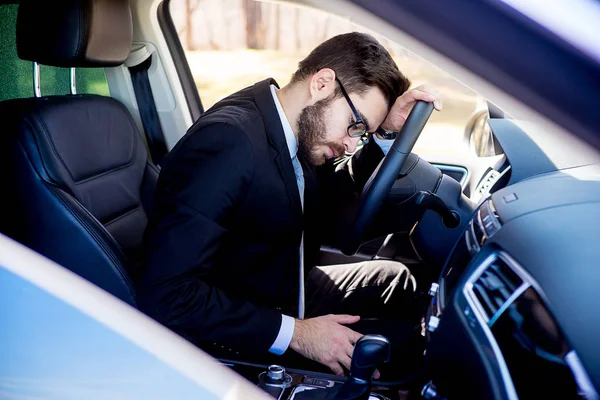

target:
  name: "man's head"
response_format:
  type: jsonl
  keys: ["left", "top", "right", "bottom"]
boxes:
{"left": 287, "top": 32, "right": 411, "bottom": 165}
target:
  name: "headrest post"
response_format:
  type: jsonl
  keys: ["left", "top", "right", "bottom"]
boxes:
{"left": 70, "top": 68, "right": 77, "bottom": 95}
{"left": 33, "top": 62, "right": 41, "bottom": 98}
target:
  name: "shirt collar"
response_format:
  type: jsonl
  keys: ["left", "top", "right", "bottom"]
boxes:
{"left": 269, "top": 84, "right": 297, "bottom": 158}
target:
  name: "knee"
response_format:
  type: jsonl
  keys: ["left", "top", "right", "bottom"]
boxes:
{"left": 376, "top": 260, "right": 417, "bottom": 292}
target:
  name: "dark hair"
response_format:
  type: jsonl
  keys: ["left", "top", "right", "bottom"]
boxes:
{"left": 290, "top": 32, "right": 411, "bottom": 108}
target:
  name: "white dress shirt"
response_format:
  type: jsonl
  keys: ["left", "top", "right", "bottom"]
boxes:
{"left": 268, "top": 85, "right": 299, "bottom": 355}
{"left": 267, "top": 85, "right": 392, "bottom": 355}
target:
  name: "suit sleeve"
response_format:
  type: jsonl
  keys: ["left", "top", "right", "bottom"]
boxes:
{"left": 138, "top": 122, "right": 282, "bottom": 355}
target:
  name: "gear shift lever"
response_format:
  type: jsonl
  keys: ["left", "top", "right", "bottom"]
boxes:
{"left": 335, "top": 334, "right": 391, "bottom": 400}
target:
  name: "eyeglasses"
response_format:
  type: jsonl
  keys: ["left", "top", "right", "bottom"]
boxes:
{"left": 336, "top": 77, "right": 369, "bottom": 143}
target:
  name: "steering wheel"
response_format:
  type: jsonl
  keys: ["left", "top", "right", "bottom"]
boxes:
{"left": 340, "top": 101, "right": 434, "bottom": 255}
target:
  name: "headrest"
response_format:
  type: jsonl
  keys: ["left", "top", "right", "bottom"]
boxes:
{"left": 16, "top": 0, "right": 133, "bottom": 68}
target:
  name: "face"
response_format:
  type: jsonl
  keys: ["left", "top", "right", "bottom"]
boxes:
{"left": 297, "top": 86, "right": 389, "bottom": 166}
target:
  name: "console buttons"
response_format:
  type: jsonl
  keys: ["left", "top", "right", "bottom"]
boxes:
{"left": 303, "top": 377, "right": 335, "bottom": 388}
{"left": 259, "top": 365, "right": 292, "bottom": 389}
{"left": 428, "top": 283, "right": 439, "bottom": 296}
{"left": 427, "top": 316, "right": 440, "bottom": 332}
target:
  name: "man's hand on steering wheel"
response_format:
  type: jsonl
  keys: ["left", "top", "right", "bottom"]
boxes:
{"left": 380, "top": 84, "right": 443, "bottom": 132}
{"left": 340, "top": 84, "right": 442, "bottom": 256}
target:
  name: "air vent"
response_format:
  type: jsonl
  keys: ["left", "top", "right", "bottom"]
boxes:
{"left": 472, "top": 257, "right": 523, "bottom": 321}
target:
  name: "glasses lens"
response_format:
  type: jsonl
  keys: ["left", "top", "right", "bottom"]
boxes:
{"left": 348, "top": 122, "right": 367, "bottom": 138}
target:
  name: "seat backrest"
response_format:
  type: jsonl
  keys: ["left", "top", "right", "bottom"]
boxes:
{"left": 0, "top": 0, "right": 157, "bottom": 306}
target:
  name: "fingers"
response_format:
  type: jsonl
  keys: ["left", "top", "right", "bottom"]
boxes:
{"left": 328, "top": 314, "right": 360, "bottom": 325}
{"left": 410, "top": 89, "right": 436, "bottom": 103}
{"left": 330, "top": 352, "right": 352, "bottom": 376}
{"left": 348, "top": 329, "right": 363, "bottom": 345}
{"left": 295, "top": 315, "right": 369, "bottom": 378}
{"left": 407, "top": 86, "right": 443, "bottom": 111}
{"left": 344, "top": 341, "right": 355, "bottom": 359}
{"left": 328, "top": 362, "right": 345, "bottom": 376}
{"left": 331, "top": 326, "right": 360, "bottom": 375}
{"left": 341, "top": 353, "right": 353, "bottom": 372}
{"left": 373, "top": 369, "right": 381, "bottom": 380}
{"left": 413, "top": 84, "right": 440, "bottom": 98}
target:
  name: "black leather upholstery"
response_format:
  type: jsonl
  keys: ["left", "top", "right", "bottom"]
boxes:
{"left": 17, "top": 0, "right": 133, "bottom": 67}
{"left": 0, "top": 95, "right": 157, "bottom": 305}
{"left": 0, "top": 0, "right": 161, "bottom": 306}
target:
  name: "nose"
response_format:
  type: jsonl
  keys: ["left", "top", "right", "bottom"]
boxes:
{"left": 343, "top": 136, "right": 361, "bottom": 153}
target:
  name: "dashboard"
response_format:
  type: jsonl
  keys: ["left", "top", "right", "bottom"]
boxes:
{"left": 234, "top": 118, "right": 600, "bottom": 400}
{"left": 424, "top": 163, "right": 600, "bottom": 399}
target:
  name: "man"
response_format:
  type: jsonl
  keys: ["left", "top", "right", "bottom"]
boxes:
{"left": 138, "top": 32, "right": 442, "bottom": 376}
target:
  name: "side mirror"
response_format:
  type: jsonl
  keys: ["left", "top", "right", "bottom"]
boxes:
{"left": 463, "top": 109, "right": 496, "bottom": 157}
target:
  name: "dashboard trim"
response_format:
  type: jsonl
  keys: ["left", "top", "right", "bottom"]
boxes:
{"left": 465, "top": 198, "right": 502, "bottom": 258}
{"left": 462, "top": 250, "right": 599, "bottom": 400}
{"left": 432, "top": 163, "right": 469, "bottom": 188}
{"left": 463, "top": 252, "right": 519, "bottom": 400}
{"left": 566, "top": 351, "right": 600, "bottom": 400}
{"left": 472, "top": 165, "right": 512, "bottom": 205}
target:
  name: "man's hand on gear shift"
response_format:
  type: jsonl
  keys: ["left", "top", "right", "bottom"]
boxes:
{"left": 289, "top": 314, "right": 380, "bottom": 379}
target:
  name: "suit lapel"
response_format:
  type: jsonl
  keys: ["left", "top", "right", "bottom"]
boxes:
{"left": 252, "top": 79, "right": 303, "bottom": 222}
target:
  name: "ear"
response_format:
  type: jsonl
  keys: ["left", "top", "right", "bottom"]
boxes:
{"left": 308, "top": 68, "right": 336, "bottom": 103}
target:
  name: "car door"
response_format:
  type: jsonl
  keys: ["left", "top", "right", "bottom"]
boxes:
{"left": 0, "top": 233, "right": 268, "bottom": 400}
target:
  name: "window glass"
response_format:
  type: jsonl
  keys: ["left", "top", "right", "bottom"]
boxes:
{"left": 169, "top": 0, "right": 481, "bottom": 157}
{"left": 77, "top": 68, "right": 111, "bottom": 96}
{"left": 0, "top": 266, "right": 219, "bottom": 399}
{"left": 0, "top": 4, "right": 110, "bottom": 102}
{"left": 0, "top": 5, "right": 32, "bottom": 101}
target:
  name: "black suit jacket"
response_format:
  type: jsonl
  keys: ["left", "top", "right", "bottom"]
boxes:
{"left": 138, "top": 79, "right": 384, "bottom": 355}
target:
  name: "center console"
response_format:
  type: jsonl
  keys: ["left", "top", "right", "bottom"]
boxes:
{"left": 225, "top": 361, "right": 395, "bottom": 400}
{"left": 225, "top": 335, "right": 401, "bottom": 400}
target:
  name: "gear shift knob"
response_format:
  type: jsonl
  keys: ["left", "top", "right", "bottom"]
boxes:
{"left": 335, "top": 334, "right": 391, "bottom": 400}
{"left": 350, "top": 334, "right": 391, "bottom": 382}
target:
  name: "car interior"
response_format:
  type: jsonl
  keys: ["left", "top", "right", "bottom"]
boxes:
{"left": 1, "top": 0, "right": 599, "bottom": 399}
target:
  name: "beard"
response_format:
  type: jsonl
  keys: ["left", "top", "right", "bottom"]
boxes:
{"left": 297, "top": 96, "right": 346, "bottom": 166}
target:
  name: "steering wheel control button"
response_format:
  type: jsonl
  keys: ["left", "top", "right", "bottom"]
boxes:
{"left": 427, "top": 316, "right": 440, "bottom": 332}
{"left": 429, "top": 283, "right": 439, "bottom": 296}
{"left": 503, "top": 193, "right": 518, "bottom": 203}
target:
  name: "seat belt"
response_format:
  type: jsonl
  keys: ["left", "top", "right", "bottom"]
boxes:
{"left": 128, "top": 49, "right": 168, "bottom": 165}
